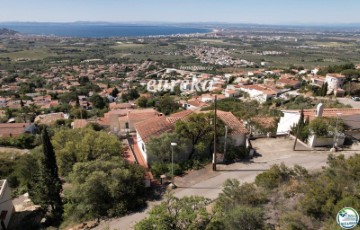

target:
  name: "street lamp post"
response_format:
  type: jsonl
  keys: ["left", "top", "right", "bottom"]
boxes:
{"left": 170, "top": 142, "right": 177, "bottom": 188}
{"left": 213, "top": 95, "right": 217, "bottom": 171}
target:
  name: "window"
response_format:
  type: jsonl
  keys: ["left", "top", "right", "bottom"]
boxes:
{"left": 125, "top": 122, "right": 129, "bottom": 129}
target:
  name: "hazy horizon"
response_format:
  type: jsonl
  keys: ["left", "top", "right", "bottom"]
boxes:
{"left": 2, "top": 0, "right": 360, "bottom": 25}
{"left": 1, "top": 21, "right": 360, "bottom": 27}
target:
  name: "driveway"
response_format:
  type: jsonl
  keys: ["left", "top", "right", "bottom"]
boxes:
{"left": 94, "top": 137, "right": 358, "bottom": 230}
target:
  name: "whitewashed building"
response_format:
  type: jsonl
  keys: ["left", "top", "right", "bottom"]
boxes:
{"left": 0, "top": 180, "right": 14, "bottom": 229}
{"left": 325, "top": 74, "right": 346, "bottom": 94}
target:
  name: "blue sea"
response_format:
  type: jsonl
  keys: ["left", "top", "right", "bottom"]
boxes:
{"left": 0, "top": 23, "right": 210, "bottom": 38}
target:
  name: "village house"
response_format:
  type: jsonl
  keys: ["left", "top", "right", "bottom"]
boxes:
{"left": 325, "top": 73, "right": 346, "bottom": 95}
{"left": 224, "top": 89, "right": 240, "bottom": 98}
{"left": 32, "top": 95, "right": 59, "bottom": 109}
{"left": 276, "top": 78, "right": 301, "bottom": 89}
{"left": 34, "top": 112, "right": 68, "bottom": 126}
{"left": 0, "top": 123, "right": 36, "bottom": 137}
{"left": 0, "top": 180, "right": 14, "bottom": 229}
{"left": 239, "top": 84, "right": 278, "bottom": 103}
{"left": 310, "top": 75, "right": 326, "bottom": 87}
{"left": 277, "top": 103, "right": 360, "bottom": 147}
{"left": 182, "top": 98, "right": 209, "bottom": 111}
{"left": 247, "top": 116, "right": 277, "bottom": 136}
{"left": 104, "top": 108, "right": 159, "bottom": 134}
{"left": 134, "top": 110, "right": 248, "bottom": 165}
{"left": 109, "top": 102, "right": 135, "bottom": 110}
{"left": 71, "top": 119, "right": 89, "bottom": 129}
{"left": 78, "top": 96, "right": 92, "bottom": 110}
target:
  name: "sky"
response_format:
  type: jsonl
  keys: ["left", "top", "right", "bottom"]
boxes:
{"left": 1, "top": 0, "right": 360, "bottom": 25}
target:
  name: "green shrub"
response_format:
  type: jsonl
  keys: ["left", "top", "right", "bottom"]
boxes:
{"left": 255, "top": 163, "right": 294, "bottom": 190}
{"left": 150, "top": 162, "right": 184, "bottom": 178}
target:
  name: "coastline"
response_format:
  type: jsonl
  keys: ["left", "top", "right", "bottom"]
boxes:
{"left": 0, "top": 23, "right": 213, "bottom": 38}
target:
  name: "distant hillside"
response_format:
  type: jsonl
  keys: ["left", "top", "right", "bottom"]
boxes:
{"left": 0, "top": 28, "right": 18, "bottom": 36}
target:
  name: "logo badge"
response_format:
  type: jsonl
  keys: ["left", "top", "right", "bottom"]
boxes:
{"left": 337, "top": 207, "right": 359, "bottom": 229}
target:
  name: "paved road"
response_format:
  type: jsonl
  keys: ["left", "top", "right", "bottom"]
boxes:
{"left": 337, "top": 97, "right": 360, "bottom": 108}
{"left": 94, "top": 137, "right": 359, "bottom": 230}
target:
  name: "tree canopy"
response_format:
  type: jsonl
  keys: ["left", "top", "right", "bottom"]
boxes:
{"left": 64, "top": 157, "right": 146, "bottom": 222}
{"left": 52, "top": 128, "right": 122, "bottom": 176}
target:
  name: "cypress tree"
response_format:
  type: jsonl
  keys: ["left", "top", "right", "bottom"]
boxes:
{"left": 28, "top": 128, "right": 63, "bottom": 223}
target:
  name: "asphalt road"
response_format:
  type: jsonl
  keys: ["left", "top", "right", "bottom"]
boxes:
{"left": 94, "top": 137, "right": 359, "bottom": 230}
{"left": 337, "top": 97, "right": 360, "bottom": 108}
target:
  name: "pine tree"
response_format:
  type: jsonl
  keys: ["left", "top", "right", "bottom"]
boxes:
{"left": 323, "top": 82, "right": 328, "bottom": 96}
{"left": 28, "top": 128, "right": 63, "bottom": 223}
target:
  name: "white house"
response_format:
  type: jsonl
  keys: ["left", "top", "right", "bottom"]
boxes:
{"left": 216, "top": 110, "right": 249, "bottom": 146}
{"left": 224, "top": 89, "right": 240, "bottom": 98}
{"left": 182, "top": 98, "right": 209, "bottom": 111}
{"left": 0, "top": 180, "right": 14, "bottom": 229}
{"left": 239, "top": 84, "right": 278, "bottom": 103}
{"left": 311, "top": 68, "right": 320, "bottom": 75}
{"left": 134, "top": 111, "right": 192, "bottom": 164}
{"left": 277, "top": 103, "right": 360, "bottom": 147}
{"left": 325, "top": 73, "right": 346, "bottom": 94}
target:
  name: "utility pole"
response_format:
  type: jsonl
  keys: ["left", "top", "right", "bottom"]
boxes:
{"left": 293, "top": 124, "right": 300, "bottom": 151}
{"left": 223, "top": 125, "right": 228, "bottom": 160}
{"left": 293, "top": 108, "right": 304, "bottom": 151}
{"left": 213, "top": 95, "right": 217, "bottom": 171}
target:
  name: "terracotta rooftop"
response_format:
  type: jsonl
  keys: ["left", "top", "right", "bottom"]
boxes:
{"left": 186, "top": 98, "right": 209, "bottom": 108}
{"left": 109, "top": 102, "right": 134, "bottom": 110}
{"left": 34, "top": 113, "right": 65, "bottom": 125}
{"left": 167, "top": 110, "right": 194, "bottom": 124}
{"left": 127, "top": 110, "right": 159, "bottom": 121}
{"left": 216, "top": 110, "right": 248, "bottom": 134}
{"left": 72, "top": 119, "right": 89, "bottom": 129}
{"left": 0, "top": 123, "right": 31, "bottom": 137}
{"left": 251, "top": 117, "right": 277, "bottom": 129}
{"left": 134, "top": 116, "right": 173, "bottom": 143}
{"left": 277, "top": 78, "right": 300, "bottom": 86}
{"left": 283, "top": 108, "right": 360, "bottom": 120}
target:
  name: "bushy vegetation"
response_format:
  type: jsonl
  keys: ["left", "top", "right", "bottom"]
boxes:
{"left": 51, "top": 127, "right": 122, "bottom": 176}
{"left": 3, "top": 125, "right": 148, "bottom": 228}
{"left": 138, "top": 154, "right": 360, "bottom": 229}
{"left": 64, "top": 157, "right": 146, "bottom": 223}
{"left": 0, "top": 133, "right": 37, "bottom": 149}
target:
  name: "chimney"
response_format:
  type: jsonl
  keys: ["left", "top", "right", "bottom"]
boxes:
{"left": 316, "top": 103, "right": 324, "bottom": 117}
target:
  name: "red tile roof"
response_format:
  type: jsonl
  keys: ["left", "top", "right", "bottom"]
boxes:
{"left": 72, "top": 119, "right": 89, "bottom": 129}
{"left": 167, "top": 110, "right": 194, "bottom": 124}
{"left": 0, "top": 123, "right": 29, "bottom": 137}
{"left": 251, "top": 117, "right": 276, "bottom": 128}
{"left": 134, "top": 116, "right": 173, "bottom": 143}
{"left": 216, "top": 111, "right": 248, "bottom": 134}
{"left": 186, "top": 98, "right": 209, "bottom": 108}
{"left": 277, "top": 78, "right": 300, "bottom": 86}
{"left": 284, "top": 108, "right": 360, "bottom": 120}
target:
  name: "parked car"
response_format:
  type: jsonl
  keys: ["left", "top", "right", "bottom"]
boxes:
{"left": 352, "top": 96, "right": 360, "bottom": 101}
